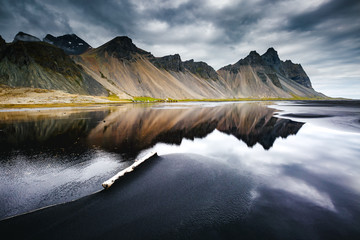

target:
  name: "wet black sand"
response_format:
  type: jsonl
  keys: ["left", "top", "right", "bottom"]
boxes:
{"left": 1, "top": 153, "right": 359, "bottom": 240}
{"left": 0, "top": 154, "right": 252, "bottom": 239}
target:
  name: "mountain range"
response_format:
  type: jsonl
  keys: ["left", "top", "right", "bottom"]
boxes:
{"left": 0, "top": 32, "right": 326, "bottom": 100}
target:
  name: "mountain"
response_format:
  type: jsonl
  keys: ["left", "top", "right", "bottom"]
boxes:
{"left": 43, "top": 34, "right": 91, "bottom": 55}
{"left": 261, "top": 47, "right": 312, "bottom": 88}
{"left": 75, "top": 36, "right": 229, "bottom": 99}
{"left": 218, "top": 48, "right": 324, "bottom": 98}
{"left": 0, "top": 32, "right": 325, "bottom": 100}
{"left": 93, "top": 36, "right": 152, "bottom": 60}
{"left": 76, "top": 36, "right": 324, "bottom": 99}
{"left": 219, "top": 50, "right": 283, "bottom": 95}
{"left": 0, "top": 39, "right": 107, "bottom": 96}
{"left": 13, "top": 32, "right": 41, "bottom": 43}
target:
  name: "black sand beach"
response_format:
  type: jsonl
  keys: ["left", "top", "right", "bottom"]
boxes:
{"left": 1, "top": 152, "right": 360, "bottom": 240}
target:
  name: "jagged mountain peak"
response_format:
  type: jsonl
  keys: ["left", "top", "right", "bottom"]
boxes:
{"left": 183, "top": 59, "right": 219, "bottom": 80}
{"left": 104, "top": 36, "right": 139, "bottom": 52}
{"left": 237, "top": 50, "right": 264, "bottom": 66}
{"left": 150, "top": 54, "right": 184, "bottom": 72}
{"left": 13, "top": 32, "right": 41, "bottom": 43}
{"left": 249, "top": 50, "right": 260, "bottom": 56}
{"left": 44, "top": 34, "right": 55, "bottom": 40}
{"left": 110, "top": 36, "right": 133, "bottom": 44}
{"left": 261, "top": 47, "right": 283, "bottom": 74}
{"left": 43, "top": 33, "right": 91, "bottom": 55}
{"left": 262, "top": 47, "right": 280, "bottom": 63}
{"left": 96, "top": 36, "right": 151, "bottom": 60}
{"left": 265, "top": 47, "right": 277, "bottom": 54}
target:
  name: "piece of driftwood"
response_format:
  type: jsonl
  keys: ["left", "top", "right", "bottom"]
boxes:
{"left": 102, "top": 151, "right": 157, "bottom": 189}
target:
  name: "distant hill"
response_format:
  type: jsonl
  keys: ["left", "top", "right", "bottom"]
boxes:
{"left": 43, "top": 34, "right": 91, "bottom": 55}
{"left": 0, "top": 32, "right": 326, "bottom": 100}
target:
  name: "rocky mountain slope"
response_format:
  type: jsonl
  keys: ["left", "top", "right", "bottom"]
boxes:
{"left": 0, "top": 32, "right": 325, "bottom": 100}
{"left": 0, "top": 39, "right": 107, "bottom": 96}
{"left": 218, "top": 48, "right": 323, "bottom": 98}
{"left": 75, "top": 36, "right": 230, "bottom": 99}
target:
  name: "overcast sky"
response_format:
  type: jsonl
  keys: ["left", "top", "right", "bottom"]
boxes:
{"left": 1, "top": 0, "right": 359, "bottom": 98}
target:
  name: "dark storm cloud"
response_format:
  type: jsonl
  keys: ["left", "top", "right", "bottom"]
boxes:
{"left": 45, "top": 0, "right": 137, "bottom": 35}
{"left": 285, "top": 0, "right": 360, "bottom": 55}
{"left": 0, "top": 0, "right": 137, "bottom": 43}
{"left": 0, "top": 0, "right": 72, "bottom": 40}
{"left": 139, "top": 0, "right": 282, "bottom": 44}
{"left": 287, "top": 0, "right": 360, "bottom": 32}
{"left": 0, "top": 0, "right": 359, "bottom": 98}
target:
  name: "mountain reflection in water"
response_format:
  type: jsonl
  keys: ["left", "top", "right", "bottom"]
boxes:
{"left": 88, "top": 103, "right": 304, "bottom": 157}
{"left": 0, "top": 103, "right": 304, "bottom": 159}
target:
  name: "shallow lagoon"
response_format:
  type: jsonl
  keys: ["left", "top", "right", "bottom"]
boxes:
{"left": 0, "top": 101, "right": 359, "bottom": 239}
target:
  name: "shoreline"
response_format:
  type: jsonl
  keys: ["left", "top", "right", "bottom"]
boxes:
{"left": 0, "top": 85, "right": 348, "bottom": 109}
{"left": 0, "top": 97, "right": 348, "bottom": 109}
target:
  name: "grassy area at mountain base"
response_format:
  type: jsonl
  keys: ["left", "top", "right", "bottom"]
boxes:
{"left": 178, "top": 96, "right": 331, "bottom": 102}
{"left": 0, "top": 85, "right": 131, "bottom": 108}
{"left": 132, "top": 96, "right": 177, "bottom": 102}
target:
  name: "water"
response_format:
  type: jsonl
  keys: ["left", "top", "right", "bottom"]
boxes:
{"left": 0, "top": 101, "right": 359, "bottom": 238}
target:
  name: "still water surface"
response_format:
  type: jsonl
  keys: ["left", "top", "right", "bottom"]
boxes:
{"left": 0, "top": 101, "right": 359, "bottom": 238}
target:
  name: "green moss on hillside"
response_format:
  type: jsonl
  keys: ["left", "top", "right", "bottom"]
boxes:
{"left": 132, "top": 96, "right": 177, "bottom": 102}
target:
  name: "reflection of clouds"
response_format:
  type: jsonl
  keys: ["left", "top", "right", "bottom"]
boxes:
{"left": 0, "top": 150, "right": 125, "bottom": 219}
{"left": 153, "top": 122, "right": 360, "bottom": 212}
{"left": 272, "top": 103, "right": 360, "bottom": 133}
{"left": 271, "top": 177, "right": 336, "bottom": 212}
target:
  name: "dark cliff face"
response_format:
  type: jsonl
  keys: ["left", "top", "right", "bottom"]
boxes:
{"left": 0, "top": 36, "right": 5, "bottom": 48}
{"left": 96, "top": 36, "right": 152, "bottom": 60}
{"left": 151, "top": 54, "right": 219, "bottom": 78}
{"left": 0, "top": 41, "right": 82, "bottom": 77}
{"left": 13, "top": 32, "right": 41, "bottom": 43}
{"left": 219, "top": 51, "right": 265, "bottom": 72}
{"left": 150, "top": 54, "right": 185, "bottom": 72}
{"left": 219, "top": 50, "right": 282, "bottom": 88}
{"left": 261, "top": 47, "right": 285, "bottom": 75}
{"left": 261, "top": 47, "right": 312, "bottom": 88}
{"left": 183, "top": 59, "right": 219, "bottom": 80}
{"left": 43, "top": 34, "right": 91, "bottom": 55}
{"left": 238, "top": 51, "right": 265, "bottom": 66}
{"left": 0, "top": 41, "right": 108, "bottom": 95}
{"left": 281, "top": 60, "right": 312, "bottom": 88}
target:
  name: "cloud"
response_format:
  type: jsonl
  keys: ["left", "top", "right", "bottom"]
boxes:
{"left": 0, "top": 0, "right": 359, "bottom": 98}
{"left": 0, "top": 0, "right": 72, "bottom": 41}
